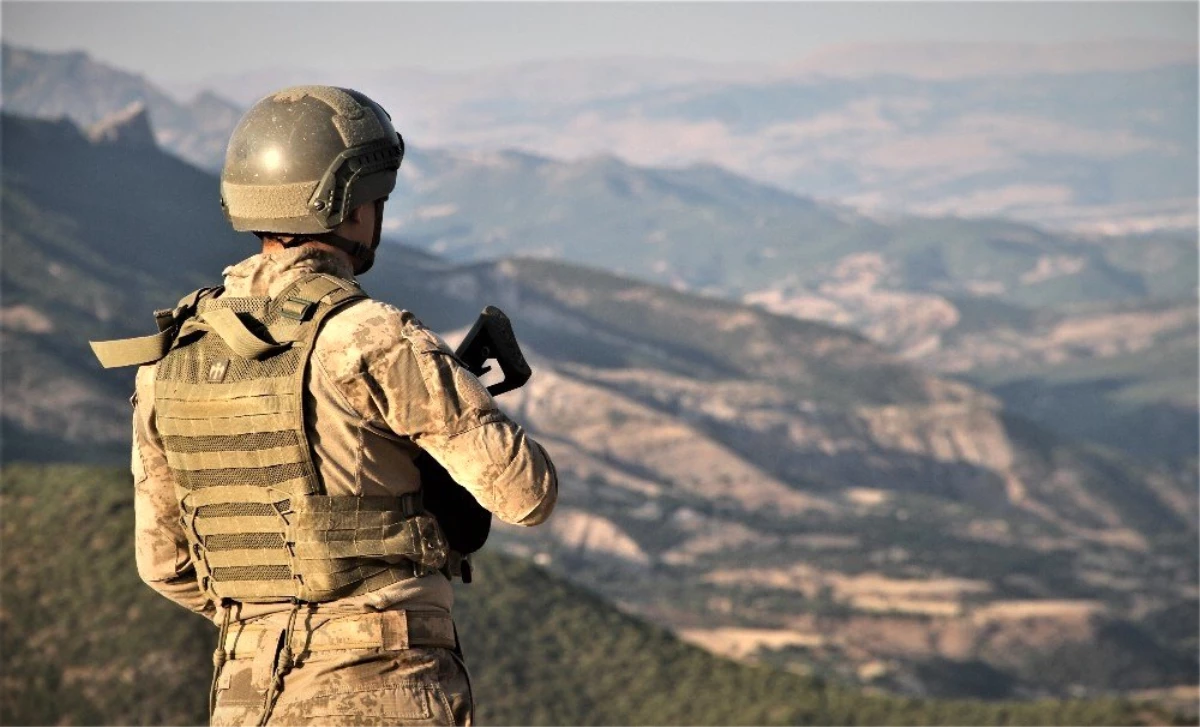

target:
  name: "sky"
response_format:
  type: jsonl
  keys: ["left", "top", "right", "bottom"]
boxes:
{"left": 3, "top": 1, "right": 1197, "bottom": 85}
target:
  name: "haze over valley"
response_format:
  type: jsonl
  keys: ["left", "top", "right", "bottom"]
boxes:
{"left": 0, "top": 34, "right": 1196, "bottom": 716}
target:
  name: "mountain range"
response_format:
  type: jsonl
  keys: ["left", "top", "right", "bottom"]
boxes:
{"left": 1, "top": 109, "right": 1195, "bottom": 703}
{"left": 3, "top": 41, "right": 1196, "bottom": 234}
{"left": 390, "top": 146, "right": 1197, "bottom": 477}
{"left": 3, "top": 43, "right": 1193, "bottom": 479}
{"left": 1, "top": 44, "right": 242, "bottom": 172}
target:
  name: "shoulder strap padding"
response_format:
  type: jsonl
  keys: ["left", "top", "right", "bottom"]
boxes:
{"left": 199, "top": 308, "right": 291, "bottom": 360}
{"left": 264, "top": 274, "right": 366, "bottom": 344}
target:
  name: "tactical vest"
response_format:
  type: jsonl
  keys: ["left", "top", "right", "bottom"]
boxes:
{"left": 92, "top": 274, "right": 450, "bottom": 603}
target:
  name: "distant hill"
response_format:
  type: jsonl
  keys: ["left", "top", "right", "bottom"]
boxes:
{"left": 0, "top": 464, "right": 1180, "bottom": 726}
{"left": 6, "top": 41, "right": 1195, "bottom": 234}
{"left": 0, "top": 44, "right": 241, "bottom": 171}
{"left": 785, "top": 40, "right": 1199, "bottom": 79}
{"left": 393, "top": 147, "right": 1196, "bottom": 308}
{"left": 4, "top": 45, "right": 1195, "bottom": 473}
{"left": 390, "top": 146, "right": 1197, "bottom": 472}
{"left": 1, "top": 112, "right": 1195, "bottom": 701}
{"left": 444, "top": 57, "right": 1199, "bottom": 235}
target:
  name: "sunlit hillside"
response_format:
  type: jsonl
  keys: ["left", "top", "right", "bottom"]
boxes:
{"left": 1, "top": 464, "right": 1182, "bottom": 726}
{"left": 1, "top": 111, "right": 1195, "bottom": 704}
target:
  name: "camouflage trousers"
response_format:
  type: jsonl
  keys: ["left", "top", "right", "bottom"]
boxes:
{"left": 210, "top": 611, "right": 473, "bottom": 727}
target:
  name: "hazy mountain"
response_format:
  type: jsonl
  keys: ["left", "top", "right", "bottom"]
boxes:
{"left": 189, "top": 40, "right": 1197, "bottom": 104}
{"left": 5, "top": 42, "right": 1196, "bottom": 467}
{"left": 1, "top": 112, "right": 1195, "bottom": 701}
{"left": 394, "top": 147, "right": 1196, "bottom": 304}
{"left": 0, "top": 44, "right": 241, "bottom": 171}
{"left": 366, "top": 44, "right": 1197, "bottom": 234}
{"left": 783, "top": 40, "right": 1199, "bottom": 79}
{"left": 189, "top": 55, "right": 768, "bottom": 108}
{"left": 8, "top": 41, "right": 1194, "bottom": 233}
{"left": 555, "top": 65, "right": 1196, "bottom": 231}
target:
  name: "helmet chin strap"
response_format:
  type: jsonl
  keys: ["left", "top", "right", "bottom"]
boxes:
{"left": 320, "top": 199, "right": 386, "bottom": 275}
{"left": 322, "top": 233, "right": 375, "bottom": 275}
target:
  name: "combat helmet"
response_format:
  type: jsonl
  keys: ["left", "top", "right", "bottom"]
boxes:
{"left": 219, "top": 86, "right": 403, "bottom": 273}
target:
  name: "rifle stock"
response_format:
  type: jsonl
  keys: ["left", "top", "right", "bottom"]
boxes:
{"left": 455, "top": 306, "right": 531, "bottom": 396}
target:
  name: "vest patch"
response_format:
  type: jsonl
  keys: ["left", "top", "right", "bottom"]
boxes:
{"left": 207, "top": 359, "right": 230, "bottom": 383}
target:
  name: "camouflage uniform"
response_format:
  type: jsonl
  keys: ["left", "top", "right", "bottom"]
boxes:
{"left": 131, "top": 246, "right": 559, "bottom": 725}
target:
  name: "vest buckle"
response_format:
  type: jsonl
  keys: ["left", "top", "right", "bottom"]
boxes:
{"left": 279, "top": 296, "right": 317, "bottom": 321}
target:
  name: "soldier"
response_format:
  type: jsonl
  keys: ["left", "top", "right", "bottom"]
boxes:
{"left": 90, "top": 86, "right": 558, "bottom": 726}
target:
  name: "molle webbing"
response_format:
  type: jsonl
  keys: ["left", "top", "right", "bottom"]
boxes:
{"left": 155, "top": 274, "right": 449, "bottom": 603}
{"left": 178, "top": 490, "right": 449, "bottom": 601}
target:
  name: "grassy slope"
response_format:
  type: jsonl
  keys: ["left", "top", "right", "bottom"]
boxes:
{"left": 966, "top": 339, "right": 1198, "bottom": 471}
{"left": 0, "top": 464, "right": 1175, "bottom": 727}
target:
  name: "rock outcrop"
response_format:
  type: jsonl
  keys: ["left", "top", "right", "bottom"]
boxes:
{"left": 85, "top": 101, "right": 157, "bottom": 148}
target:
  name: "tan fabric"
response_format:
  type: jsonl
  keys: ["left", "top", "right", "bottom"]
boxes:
{"left": 222, "top": 611, "right": 458, "bottom": 657}
{"left": 132, "top": 246, "right": 558, "bottom": 624}
{"left": 211, "top": 644, "right": 472, "bottom": 727}
{"left": 219, "top": 180, "right": 321, "bottom": 222}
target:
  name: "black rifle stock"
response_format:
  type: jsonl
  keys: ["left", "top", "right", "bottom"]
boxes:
{"left": 454, "top": 306, "right": 531, "bottom": 396}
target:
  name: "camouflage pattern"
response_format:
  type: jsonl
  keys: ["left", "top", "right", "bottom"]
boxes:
{"left": 131, "top": 246, "right": 557, "bottom": 724}
{"left": 211, "top": 645, "right": 472, "bottom": 726}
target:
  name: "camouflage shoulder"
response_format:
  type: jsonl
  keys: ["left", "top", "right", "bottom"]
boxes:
{"left": 394, "top": 310, "right": 456, "bottom": 356}
{"left": 315, "top": 299, "right": 453, "bottom": 374}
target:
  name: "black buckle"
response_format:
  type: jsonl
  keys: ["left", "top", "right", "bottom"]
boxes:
{"left": 153, "top": 308, "right": 176, "bottom": 332}
{"left": 399, "top": 491, "right": 424, "bottom": 518}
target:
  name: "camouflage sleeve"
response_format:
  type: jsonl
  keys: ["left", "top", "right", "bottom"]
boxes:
{"left": 132, "top": 366, "right": 215, "bottom": 616}
{"left": 316, "top": 301, "right": 558, "bottom": 526}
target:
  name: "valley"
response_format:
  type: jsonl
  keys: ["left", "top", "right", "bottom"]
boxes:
{"left": 0, "top": 41, "right": 1196, "bottom": 708}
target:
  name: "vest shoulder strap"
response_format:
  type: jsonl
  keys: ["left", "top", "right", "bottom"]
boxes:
{"left": 89, "top": 330, "right": 175, "bottom": 369}
{"left": 89, "top": 286, "right": 221, "bottom": 369}
{"left": 195, "top": 275, "right": 365, "bottom": 360}
{"left": 263, "top": 273, "right": 367, "bottom": 344}
{"left": 199, "top": 307, "right": 290, "bottom": 360}
{"left": 278, "top": 273, "right": 365, "bottom": 318}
